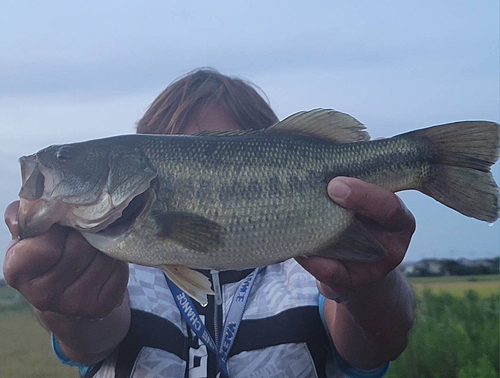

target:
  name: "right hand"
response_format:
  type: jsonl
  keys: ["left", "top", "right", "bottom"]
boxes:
{"left": 4, "top": 201, "right": 129, "bottom": 319}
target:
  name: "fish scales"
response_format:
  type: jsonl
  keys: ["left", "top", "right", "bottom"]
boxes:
{"left": 17, "top": 109, "right": 499, "bottom": 304}
{"left": 107, "top": 134, "right": 428, "bottom": 270}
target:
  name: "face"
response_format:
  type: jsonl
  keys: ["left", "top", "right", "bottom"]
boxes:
{"left": 183, "top": 105, "right": 241, "bottom": 135}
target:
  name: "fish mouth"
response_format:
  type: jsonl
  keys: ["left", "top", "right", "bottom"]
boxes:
{"left": 95, "top": 188, "right": 154, "bottom": 238}
{"left": 18, "top": 149, "right": 157, "bottom": 243}
{"left": 18, "top": 156, "right": 66, "bottom": 239}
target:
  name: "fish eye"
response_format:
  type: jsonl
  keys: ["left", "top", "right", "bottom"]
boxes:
{"left": 56, "top": 146, "right": 74, "bottom": 162}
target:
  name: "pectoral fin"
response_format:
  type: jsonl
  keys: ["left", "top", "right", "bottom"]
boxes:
{"left": 161, "top": 265, "right": 214, "bottom": 306}
{"left": 154, "top": 212, "right": 225, "bottom": 253}
{"left": 316, "top": 220, "right": 387, "bottom": 262}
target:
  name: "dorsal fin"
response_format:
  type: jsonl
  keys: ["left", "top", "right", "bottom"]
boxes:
{"left": 267, "top": 109, "right": 370, "bottom": 143}
{"left": 195, "top": 109, "right": 370, "bottom": 143}
{"left": 196, "top": 129, "right": 260, "bottom": 137}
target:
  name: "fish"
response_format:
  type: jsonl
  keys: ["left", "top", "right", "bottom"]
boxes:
{"left": 17, "top": 109, "right": 500, "bottom": 305}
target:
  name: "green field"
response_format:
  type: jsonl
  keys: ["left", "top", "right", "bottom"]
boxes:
{"left": 0, "top": 285, "right": 20, "bottom": 299}
{"left": 409, "top": 274, "right": 499, "bottom": 284}
{"left": 388, "top": 275, "right": 500, "bottom": 378}
{"left": 0, "top": 309, "right": 77, "bottom": 378}
{"left": 1, "top": 276, "right": 499, "bottom": 377}
{"left": 409, "top": 274, "right": 500, "bottom": 297}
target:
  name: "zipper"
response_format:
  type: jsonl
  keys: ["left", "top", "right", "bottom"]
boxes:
{"left": 210, "top": 270, "right": 223, "bottom": 349}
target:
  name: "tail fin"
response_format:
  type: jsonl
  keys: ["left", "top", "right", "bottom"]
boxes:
{"left": 409, "top": 121, "right": 499, "bottom": 222}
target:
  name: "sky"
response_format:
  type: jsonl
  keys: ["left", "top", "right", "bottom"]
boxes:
{"left": 0, "top": 1, "right": 499, "bottom": 276}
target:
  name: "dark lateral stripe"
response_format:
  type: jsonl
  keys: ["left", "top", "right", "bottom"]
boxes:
{"left": 114, "top": 309, "right": 187, "bottom": 378}
{"left": 230, "top": 306, "right": 329, "bottom": 378}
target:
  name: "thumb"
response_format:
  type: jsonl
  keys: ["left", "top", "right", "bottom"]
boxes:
{"left": 328, "top": 177, "right": 415, "bottom": 232}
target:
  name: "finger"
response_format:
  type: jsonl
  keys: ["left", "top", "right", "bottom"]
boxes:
{"left": 32, "top": 230, "right": 101, "bottom": 296}
{"left": 58, "top": 253, "right": 125, "bottom": 318}
{"left": 94, "top": 261, "right": 129, "bottom": 316}
{"left": 328, "top": 177, "right": 415, "bottom": 232}
{"left": 4, "top": 225, "right": 69, "bottom": 288}
{"left": 296, "top": 256, "right": 358, "bottom": 301}
{"left": 295, "top": 256, "right": 350, "bottom": 289}
{"left": 5, "top": 201, "right": 20, "bottom": 239}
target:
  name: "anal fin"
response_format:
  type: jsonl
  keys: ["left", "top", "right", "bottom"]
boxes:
{"left": 161, "top": 265, "right": 215, "bottom": 306}
{"left": 316, "top": 220, "right": 387, "bottom": 262}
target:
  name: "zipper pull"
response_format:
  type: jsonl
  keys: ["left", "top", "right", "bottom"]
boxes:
{"left": 210, "top": 270, "right": 223, "bottom": 306}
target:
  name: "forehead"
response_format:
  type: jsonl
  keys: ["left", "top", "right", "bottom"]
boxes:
{"left": 183, "top": 105, "right": 241, "bottom": 135}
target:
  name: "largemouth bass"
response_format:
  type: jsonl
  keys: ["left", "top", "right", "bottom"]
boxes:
{"left": 17, "top": 109, "right": 500, "bottom": 304}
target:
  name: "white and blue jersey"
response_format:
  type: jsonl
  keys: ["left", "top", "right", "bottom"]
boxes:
{"left": 54, "top": 260, "right": 389, "bottom": 378}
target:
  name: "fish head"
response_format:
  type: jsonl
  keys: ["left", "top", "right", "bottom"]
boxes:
{"left": 18, "top": 141, "right": 157, "bottom": 240}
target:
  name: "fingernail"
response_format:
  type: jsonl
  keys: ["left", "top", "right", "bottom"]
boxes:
{"left": 329, "top": 181, "right": 351, "bottom": 200}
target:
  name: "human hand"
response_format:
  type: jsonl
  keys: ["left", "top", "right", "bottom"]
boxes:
{"left": 3, "top": 201, "right": 129, "bottom": 319}
{"left": 296, "top": 177, "right": 416, "bottom": 302}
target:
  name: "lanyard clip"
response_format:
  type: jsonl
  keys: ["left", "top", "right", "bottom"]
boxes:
{"left": 210, "top": 270, "right": 223, "bottom": 306}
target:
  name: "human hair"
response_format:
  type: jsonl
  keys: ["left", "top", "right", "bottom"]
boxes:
{"left": 136, "top": 68, "right": 279, "bottom": 135}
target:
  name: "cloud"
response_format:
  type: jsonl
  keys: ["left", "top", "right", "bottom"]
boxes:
{"left": 1, "top": 1, "right": 497, "bottom": 97}
{"left": 0, "top": 1, "right": 499, "bottom": 275}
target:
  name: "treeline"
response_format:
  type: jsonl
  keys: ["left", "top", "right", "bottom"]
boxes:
{"left": 402, "top": 257, "right": 500, "bottom": 277}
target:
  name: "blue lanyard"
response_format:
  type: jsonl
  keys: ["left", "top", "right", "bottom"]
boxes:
{"left": 167, "top": 268, "right": 261, "bottom": 376}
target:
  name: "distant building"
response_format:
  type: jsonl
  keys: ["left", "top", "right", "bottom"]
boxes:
{"left": 400, "top": 257, "right": 499, "bottom": 277}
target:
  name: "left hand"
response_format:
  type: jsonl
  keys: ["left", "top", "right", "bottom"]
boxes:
{"left": 296, "top": 176, "right": 416, "bottom": 302}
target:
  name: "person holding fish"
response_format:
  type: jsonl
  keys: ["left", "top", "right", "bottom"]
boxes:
{"left": 4, "top": 68, "right": 498, "bottom": 377}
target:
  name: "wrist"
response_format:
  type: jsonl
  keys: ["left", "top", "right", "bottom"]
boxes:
{"left": 345, "top": 269, "right": 401, "bottom": 306}
{"left": 326, "top": 270, "right": 415, "bottom": 367}
{"left": 35, "top": 295, "right": 131, "bottom": 364}
{"left": 338, "top": 270, "right": 415, "bottom": 337}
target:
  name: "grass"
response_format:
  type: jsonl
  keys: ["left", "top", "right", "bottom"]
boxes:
{"left": 0, "top": 285, "right": 20, "bottom": 299}
{"left": 0, "top": 309, "right": 78, "bottom": 378}
{"left": 387, "top": 290, "right": 499, "bottom": 378}
{"left": 408, "top": 274, "right": 500, "bottom": 284}
{"left": 1, "top": 275, "right": 498, "bottom": 377}
{"left": 0, "top": 286, "right": 28, "bottom": 312}
{"left": 410, "top": 274, "right": 500, "bottom": 283}
{"left": 409, "top": 274, "right": 500, "bottom": 298}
